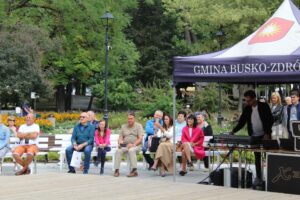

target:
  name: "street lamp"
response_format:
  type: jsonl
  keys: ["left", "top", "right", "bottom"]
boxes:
{"left": 101, "top": 11, "right": 114, "bottom": 125}
{"left": 216, "top": 30, "right": 225, "bottom": 126}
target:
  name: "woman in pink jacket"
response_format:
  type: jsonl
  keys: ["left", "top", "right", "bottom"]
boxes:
{"left": 95, "top": 120, "right": 111, "bottom": 175}
{"left": 179, "top": 114, "right": 205, "bottom": 176}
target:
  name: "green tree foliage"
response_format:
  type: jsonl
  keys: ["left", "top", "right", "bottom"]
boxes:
{"left": 162, "top": 0, "right": 300, "bottom": 54}
{"left": 1, "top": 0, "right": 139, "bottom": 110}
{"left": 135, "top": 81, "right": 181, "bottom": 116}
{"left": 93, "top": 78, "right": 137, "bottom": 111}
{"left": 0, "top": 24, "right": 55, "bottom": 107}
{"left": 125, "top": 0, "right": 185, "bottom": 84}
{"left": 192, "top": 83, "right": 230, "bottom": 113}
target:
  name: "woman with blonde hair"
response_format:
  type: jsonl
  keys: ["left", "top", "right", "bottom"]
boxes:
{"left": 270, "top": 92, "right": 283, "bottom": 139}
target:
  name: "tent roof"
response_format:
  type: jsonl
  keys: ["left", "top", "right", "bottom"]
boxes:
{"left": 173, "top": 0, "right": 300, "bottom": 84}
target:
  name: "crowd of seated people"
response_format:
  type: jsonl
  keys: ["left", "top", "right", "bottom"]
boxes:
{"left": 0, "top": 107, "right": 214, "bottom": 178}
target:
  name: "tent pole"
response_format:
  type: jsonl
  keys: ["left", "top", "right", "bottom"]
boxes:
{"left": 172, "top": 83, "right": 177, "bottom": 183}
{"left": 217, "top": 84, "right": 223, "bottom": 126}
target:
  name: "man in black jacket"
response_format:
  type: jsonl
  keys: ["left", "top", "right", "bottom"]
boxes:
{"left": 231, "top": 90, "right": 274, "bottom": 186}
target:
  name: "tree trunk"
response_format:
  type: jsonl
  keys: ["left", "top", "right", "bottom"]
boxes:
{"left": 81, "top": 83, "right": 86, "bottom": 96}
{"left": 56, "top": 85, "right": 65, "bottom": 112}
{"left": 184, "top": 27, "right": 192, "bottom": 44}
{"left": 87, "top": 95, "right": 94, "bottom": 111}
{"left": 75, "top": 81, "right": 81, "bottom": 95}
{"left": 65, "top": 83, "right": 72, "bottom": 111}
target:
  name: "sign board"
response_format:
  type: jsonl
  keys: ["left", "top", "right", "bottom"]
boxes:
{"left": 267, "top": 153, "right": 300, "bottom": 195}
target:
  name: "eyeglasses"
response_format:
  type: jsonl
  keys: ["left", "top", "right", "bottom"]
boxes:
{"left": 8, "top": 120, "right": 15, "bottom": 122}
{"left": 80, "top": 116, "right": 86, "bottom": 119}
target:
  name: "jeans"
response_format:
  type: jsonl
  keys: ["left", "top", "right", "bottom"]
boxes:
{"left": 66, "top": 144, "right": 93, "bottom": 171}
{"left": 97, "top": 146, "right": 111, "bottom": 163}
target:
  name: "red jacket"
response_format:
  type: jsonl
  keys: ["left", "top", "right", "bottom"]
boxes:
{"left": 181, "top": 126, "right": 205, "bottom": 159}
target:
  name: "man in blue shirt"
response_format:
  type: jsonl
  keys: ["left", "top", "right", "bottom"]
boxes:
{"left": 66, "top": 112, "right": 94, "bottom": 174}
{"left": 175, "top": 111, "right": 187, "bottom": 143}
{"left": 87, "top": 111, "right": 99, "bottom": 130}
{"left": 287, "top": 89, "right": 300, "bottom": 138}
{"left": 142, "top": 110, "right": 163, "bottom": 169}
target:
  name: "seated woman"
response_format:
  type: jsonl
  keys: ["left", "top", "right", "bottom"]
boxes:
{"left": 196, "top": 112, "right": 213, "bottom": 169}
{"left": 150, "top": 114, "right": 174, "bottom": 177}
{"left": 7, "top": 116, "right": 19, "bottom": 171}
{"left": 95, "top": 120, "right": 111, "bottom": 175}
{"left": 179, "top": 114, "right": 205, "bottom": 176}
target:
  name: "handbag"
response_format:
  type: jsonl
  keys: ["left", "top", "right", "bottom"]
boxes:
{"left": 149, "top": 137, "right": 160, "bottom": 152}
{"left": 70, "top": 151, "right": 82, "bottom": 168}
{"left": 176, "top": 141, "right": 183, "bottom": 152}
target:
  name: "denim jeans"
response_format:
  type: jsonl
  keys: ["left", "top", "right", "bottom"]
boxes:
{"left": 97, "top": 146, "right": 111, "bottom": 162}
{"left": 66, "top": 144, "right": 93, "bottom": 171}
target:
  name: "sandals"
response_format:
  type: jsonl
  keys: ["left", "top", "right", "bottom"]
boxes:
{"left": 150, "top": 167, "right": 157, "bottom": 171}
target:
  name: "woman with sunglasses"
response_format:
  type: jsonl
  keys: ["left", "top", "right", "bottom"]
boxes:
{"left": 179, "top": 114, "right": 205, "bottom": 176}
{"left": 95, "top": 120, "right": 111, "bottom": 175}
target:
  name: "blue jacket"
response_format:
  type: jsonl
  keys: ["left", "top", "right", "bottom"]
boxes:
{"left": 71, "top": 123, "right": 95, "bottom": 146}
{"left": 287, "top": 102, "right": 300, "bottom": 135}
{"left": 145, "top": 119, "right": 163, "bottom": 141}
{"left": 0, "top": 124, "right": 10, "bottom": 149}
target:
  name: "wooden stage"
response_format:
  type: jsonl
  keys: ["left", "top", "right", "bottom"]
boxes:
{"left": 0, "top": 173, "right": 299, "bottom": 200}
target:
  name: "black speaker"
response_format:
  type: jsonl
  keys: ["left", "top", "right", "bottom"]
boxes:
{"left": 210, "top": 169, "right": 224, "bottom": 186}
{"left": 210, "top": 168, "right": 252, "bottom": 188}
{"left": 230, "top": 167, "right": 253, "bottom": 188}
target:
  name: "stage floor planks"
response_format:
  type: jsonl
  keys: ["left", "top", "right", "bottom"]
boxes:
{"left": 0, "top": 173, "right": 299, "bottom": 200}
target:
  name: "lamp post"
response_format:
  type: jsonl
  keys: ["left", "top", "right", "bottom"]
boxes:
{"left": 216, "top": 30, "right": 225, "bottom": 126}
{"left": 101, "top": 11, "right": 114, "bottom": 125}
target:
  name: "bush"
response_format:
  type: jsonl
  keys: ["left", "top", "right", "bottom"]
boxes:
{"left": 135, "top": 81, "right": 182, "bottom": 116}
{"left": 192, "top": 83, "right": 230, "bottom": 113}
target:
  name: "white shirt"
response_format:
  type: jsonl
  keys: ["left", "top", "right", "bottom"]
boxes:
{"left": 251, "top": 106, "right": 264, "bottom": 136}
{"left": 18, "top": 123, "right": 40, "bottom": 145}
{"left": 156, "top": 126, "right": 174, "bottom": 142}
{"left": 189, "top": 128, "right": 193, "bottom": 138}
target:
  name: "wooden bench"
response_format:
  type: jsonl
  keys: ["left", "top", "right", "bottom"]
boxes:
{"left": 143, "top": 136, "right": 226, "bottom": 170}
{"left": 0, "top": 135, "right": 51, "bottom": 174}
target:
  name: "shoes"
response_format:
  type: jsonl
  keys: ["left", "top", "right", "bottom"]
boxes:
{"left": 25, "top": 168, "right": 31, "bottom": 175}
{"left": 15, "top": 168, "right": 30, "bottom": 176}
{"left": 67, "top": 169, "right": 76, "bottom": 174}
{"left": 187, "top": 161, "right": 194, "bottom": 171}
{"left": 114, "top": 169, "right": 120, "bottom": 177}
{"left": 150, "top": 167, "right": 157, "bottom": 171}
{"left": 202, "top": 168, "right": 209, "bottom": 172}
{"left": 161, "top": 173, "right": 166, "bottom": 177}
{"left": 100, "top": 168, "right": 104, "bottom": 175}
{"left": 179, "top": 171, "right": 187, "bottom": 176}
{"left": 127, "top": 169, "right": 138, "bottom": 177}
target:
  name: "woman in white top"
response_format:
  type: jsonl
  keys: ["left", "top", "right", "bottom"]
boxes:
{"left": 150, "top": 114, "right": 174, "bottom": 177}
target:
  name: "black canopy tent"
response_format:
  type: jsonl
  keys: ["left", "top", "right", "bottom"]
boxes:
{"left": 171, "top": 0, "right": 300, "bottom": 182}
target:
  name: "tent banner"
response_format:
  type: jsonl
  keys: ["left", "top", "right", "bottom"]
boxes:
{"left": 173, "top": 55, "right": 300, "bottom": 83}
